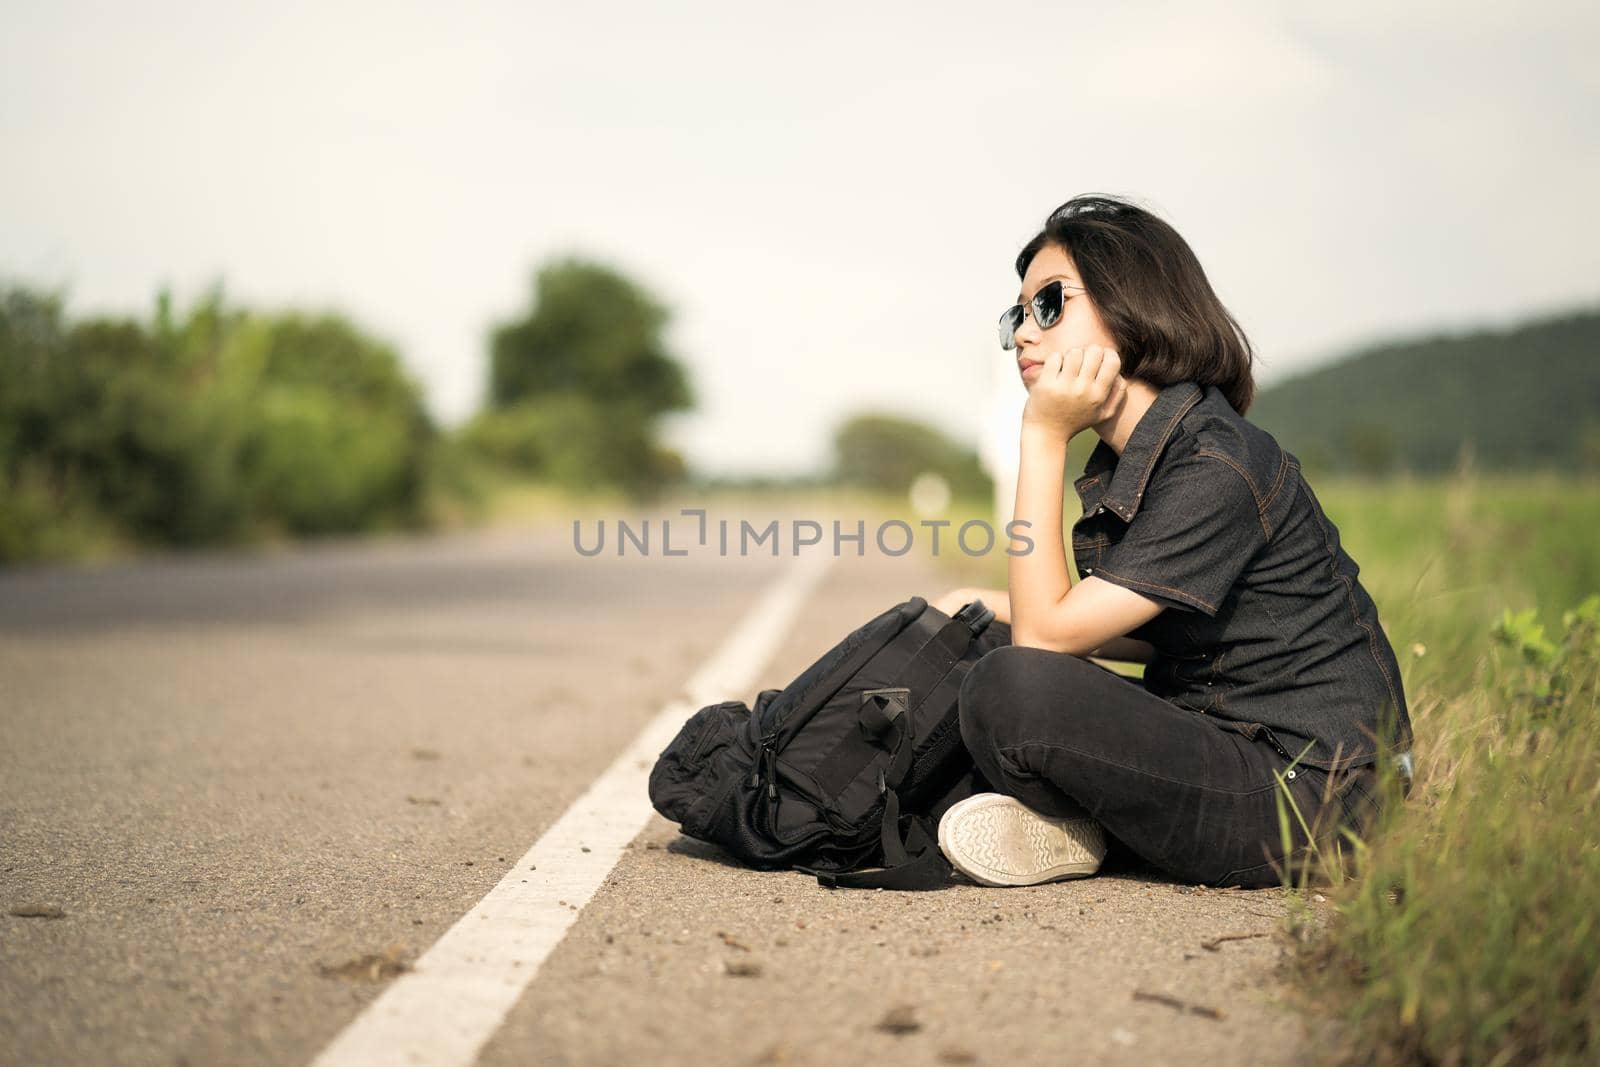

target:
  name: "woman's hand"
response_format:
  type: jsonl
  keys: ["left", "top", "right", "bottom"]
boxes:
{"left": 1022, "top": 345, "right": 1128, "bottom": 440}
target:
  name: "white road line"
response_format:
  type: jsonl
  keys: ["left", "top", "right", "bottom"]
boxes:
{"left": 309, "top": 550, "right": 835, "bottom": 1067}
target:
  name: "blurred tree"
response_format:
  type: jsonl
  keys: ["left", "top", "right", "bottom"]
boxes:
{"left": 243, "top": 313, "right": 435, "bottom": 533}
{"left": 0, "top": 288, "right": 123, "bottom": 558}
{"left": 472, "top": 258, "right": 694, "bottom": 496}
{"left": 0, "top": 282, "right": 435, "bottom": 561}
{"left": 830, "top": 412, "right": 992, "bottom": 500}
{"left": 1579, "top": 421, "right": 1600, "bottom": 474}
{"left": 1249, "top": 307, "right": 1600, "bottom": 473}
{"left": 1345, "top": 421, "right": 1398, "bottom": 478}
{"left": 0, "top": 287, "right": 253, "bottom": 546}
{"left": 488, "top": 259, "right": 692, "bottom": 415}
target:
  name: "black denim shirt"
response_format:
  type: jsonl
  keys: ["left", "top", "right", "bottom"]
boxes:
{"left": 1070, "top": 379, "right": 1413, "bottom": 772}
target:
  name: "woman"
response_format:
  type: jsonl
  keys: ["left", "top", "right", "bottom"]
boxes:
{"left": 930, "top": 194, "right": 1414, "bottom": 889}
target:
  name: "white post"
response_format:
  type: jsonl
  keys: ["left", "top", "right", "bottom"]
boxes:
{"left": 979, "top": 355, "right": 1027, "bottom": 532}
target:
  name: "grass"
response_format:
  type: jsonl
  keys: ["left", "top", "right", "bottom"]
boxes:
{"left": 1286, "top": 587, "right": 1600, "bottom": 1066}
{"left": 1289, "top": 470, "right": 1600, "bottom": 1065}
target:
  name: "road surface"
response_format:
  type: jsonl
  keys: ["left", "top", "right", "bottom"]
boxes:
{"left": 1, "top": 511, "right": 1322, "bottom": 1065}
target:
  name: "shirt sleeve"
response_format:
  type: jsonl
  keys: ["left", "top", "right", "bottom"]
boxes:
{"left": 1088, "top": 452, "right": 1266, "bottom": 617}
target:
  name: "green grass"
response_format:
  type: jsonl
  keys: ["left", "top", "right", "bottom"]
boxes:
{"left": 1288, "top": 472, "right": 1600, "bottom": 1066}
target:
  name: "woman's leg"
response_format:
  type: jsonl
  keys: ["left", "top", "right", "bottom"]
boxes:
{"left": 957, "top": 645, "right": 1357, "bottom": 887}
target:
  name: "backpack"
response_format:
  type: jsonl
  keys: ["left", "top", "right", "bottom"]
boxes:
{"left": 647, "top": 595, "right": 1008, "bottom": 890}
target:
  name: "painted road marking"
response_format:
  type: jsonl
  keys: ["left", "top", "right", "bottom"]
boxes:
{"left": 309, "top": 551, "right": 835, "bottom": 1067}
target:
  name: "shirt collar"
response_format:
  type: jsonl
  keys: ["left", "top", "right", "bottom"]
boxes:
{"left": 1073, "top": 380, "right": 1204, "bottom": 523}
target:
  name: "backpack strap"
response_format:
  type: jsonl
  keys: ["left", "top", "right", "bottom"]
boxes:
{"left": 813, "top": 610, "right": 976, "bottom": 798}
{"left": 809, "top": 698, "right": 950, "bottom": 891}
{"left": 807, "top": 816, "right": 951, "bottom": 891}
{"left": 805, "top": 600, "right": 995, "bottom": 892}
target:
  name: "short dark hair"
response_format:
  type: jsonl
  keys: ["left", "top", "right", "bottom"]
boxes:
{"left": 1015, "top": 194, "right": 1256, "bottom": 416}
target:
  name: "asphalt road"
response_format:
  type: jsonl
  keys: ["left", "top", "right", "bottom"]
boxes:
{"left": 1, "top": 512, "right": 1323, "bottom": 1066}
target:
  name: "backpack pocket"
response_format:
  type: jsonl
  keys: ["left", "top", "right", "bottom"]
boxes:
{"left": 648, "top": 700, "right": 754, "bottom": 834}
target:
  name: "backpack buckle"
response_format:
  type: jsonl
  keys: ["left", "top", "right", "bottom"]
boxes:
{"left": 954, "top": 598, "right": 995, "bottom": 634}
{"left": 859, "top": 687, "right": 910, "bottom": 740}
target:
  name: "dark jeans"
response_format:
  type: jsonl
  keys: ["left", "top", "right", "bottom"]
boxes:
{"left": 956, "top": 644, "right": 1384, "bottom": 888}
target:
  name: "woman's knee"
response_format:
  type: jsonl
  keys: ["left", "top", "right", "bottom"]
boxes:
{"left": 959, "top": 645, "right": 1077, "bottom": 753}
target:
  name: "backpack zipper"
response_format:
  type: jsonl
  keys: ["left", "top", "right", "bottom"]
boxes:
{"left": 758, "top": 602, "right": 923, "bottom": 757}
{"left": 747, "top": 737, "right": 780, "bottom": 801}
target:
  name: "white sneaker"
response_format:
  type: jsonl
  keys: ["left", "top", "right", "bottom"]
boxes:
{"left": 937, "top": 792, "right": 1106, "bottom": 887}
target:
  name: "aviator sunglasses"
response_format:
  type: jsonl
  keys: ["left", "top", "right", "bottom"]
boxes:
{"left": 998, "top": 279, "right": 1085, "bottom": 350}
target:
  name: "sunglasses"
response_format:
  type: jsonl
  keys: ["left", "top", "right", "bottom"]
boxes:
{"left": 997, "top": 279, "right": 1085, "bottom": 351}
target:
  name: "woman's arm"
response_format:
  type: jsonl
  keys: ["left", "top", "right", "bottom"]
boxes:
{"left": 1007, "top": 422, "right": 1076, "bottom": 641}
{"left": 1085, "top": 635, "right": 1156, "bottom": 664}
{"left": 930, "top": 586, "right": 1156, "bottom": 664}
{"left": 1005, "top": 350, "right": 1167, "bottom": 654}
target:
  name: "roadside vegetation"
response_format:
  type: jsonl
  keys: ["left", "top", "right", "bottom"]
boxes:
{"left": 0, "top": 286, "right": 436, "bottom": 562}
{"left": 1286, "top": 473, "right": 1600, "bottom": 1066}
{"left": 0, "top": 260, "right": 697, "bottom": 564}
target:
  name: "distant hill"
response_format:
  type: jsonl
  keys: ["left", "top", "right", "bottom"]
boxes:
{"left": 1248, "top": 307, "right": 1600, "bottom": 474}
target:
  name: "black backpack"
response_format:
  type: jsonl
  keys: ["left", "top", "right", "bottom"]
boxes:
{"left": 648, "top": 595, "right": 1008, "bottom": 890}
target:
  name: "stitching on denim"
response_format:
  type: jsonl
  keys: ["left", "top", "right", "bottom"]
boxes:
{"left": 1334, "top": 771, "right": 1374, "bottom": 828}
{"left": 1259, "top": 592, "right": 1288, "bottom": 639}
{"left": 1194, "top": 448, "right": 1265, "bottom": 508}
{"left": 1190, "top": 659, "right": 1222, "bottom": 716}
{"left": 1193, "top": 449, "right": 1272, "bottom": 541}
{"left": 1091, "top": 566, "right": 1218, "bottom": 614}
{"left": 1346, "top": 770, "right": 1373, "bottom": 804}
{"left": 1314, "top": 488, "right": 1404, "bottom": 719}
{"left": 997, "top": 738, "right": 1289, "bottom": 798}
{"left": 1101, "top": 385, "right": 1202, "bottom": 520}
{"left": 1217, "top": 770, "right": 1332, "bottom": 883}
{"left": 1126, "top": 388, "right": 1204, "bottom": 509}
{"left": 1262, "top": 453, "right": 1293, "bottom": 517}
{"left": 1209, "top": 644, "right": 1231, "bottom": 707}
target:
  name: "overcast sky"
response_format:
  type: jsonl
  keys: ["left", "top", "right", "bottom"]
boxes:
{"left": 4, "top": 0, "right": 1597, "bottom": 476}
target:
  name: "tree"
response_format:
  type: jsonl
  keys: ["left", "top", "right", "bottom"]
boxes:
{"left": 242, "top": 312, "right": 435, "bottom": 534}
{"left": 472, "top": 258, "right": 694, "bottom": 496}
{"left": 0, "top": 282, "right": 436, "bottom": 560}
{"left": 1345, "top": 421, "right": 1398, "bottom": 478}
{"left": 488, "top": 258, "right": 692, "bottom": 416}
{"left": 830, "top": 412, "right": 992, "bottom": 499}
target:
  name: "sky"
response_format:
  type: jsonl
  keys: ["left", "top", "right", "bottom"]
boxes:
{"left": 4, "top": 0, "right": 1598, "bottom": 477}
